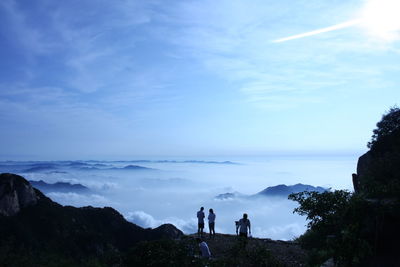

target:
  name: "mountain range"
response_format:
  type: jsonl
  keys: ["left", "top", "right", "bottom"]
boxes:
{"left": 215, "top": 183, "right": 327, "bottom": 200}
{"left": 0, "top": 173, "right": 182, "bottom": 265}
{"left": 29, "top": 180, "right": 90, "bottom": 193}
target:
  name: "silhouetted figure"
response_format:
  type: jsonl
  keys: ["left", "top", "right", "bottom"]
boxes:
{"left": 237, "top": 213, "right": 251, "bottom": 237}
{"left": 208, "top": 208, "right": 216, "bottom": 238}
{"left": 197, "top": 207, "right": 205, "bottom": 237}
{"left": 235, "top": 221, "right": 239, "bottom": 235}
{"left": 236, "top": 213, "right": 251, "bottom": 247}
{"left": 196, "top": 238, "right": 211, "bottom": 259}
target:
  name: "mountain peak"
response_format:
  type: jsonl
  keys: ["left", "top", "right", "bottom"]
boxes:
{"left": 0, "top": 173, "right": 39, "bottom": 216}
{"left": 257, "top": 184, "right": 327, "bottom": 197}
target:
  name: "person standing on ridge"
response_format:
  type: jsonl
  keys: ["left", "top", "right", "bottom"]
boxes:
{"left": 236, "top": 213, "right": 251, "bottom": 248}
{"left": 208, "top": 208, "right": 216, "bottom": 238}
{"left": 197, "top": 207, "right": 205, "bottom": 237}
{"left": 236, "top": 213, "right": 251, "bottom": 238}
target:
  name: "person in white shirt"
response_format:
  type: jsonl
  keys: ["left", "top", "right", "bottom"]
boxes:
{"left": 197, "top": 207, "right": 205, "bottom": 237}
{"left": 208, "top": 208, "right": 216, "bottom": 238}
{"left": 236, "top": 213, "right": 251, "bottom": 238}
{"left": 197, "top": 238, "right": 211, "bottom": 259}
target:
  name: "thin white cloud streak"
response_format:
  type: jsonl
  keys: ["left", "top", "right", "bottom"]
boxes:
{"left": 272, "top": 19, "right": 361, "bottom": 43}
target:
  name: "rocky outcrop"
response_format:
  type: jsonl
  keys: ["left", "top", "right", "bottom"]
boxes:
{"left": 0, "top": 173, "right": 183, "bottom": 265}
{"left": 352, "top": 151, "right": 373, "bottom": 194}
{"left": 152, "top": 223, "right": 183, "bottom": 239}
{"left": 352, "top": 146, "right": 400, "bottom": 196}
{"left": 0, "top": 173, "right": 39, "bottom": 216}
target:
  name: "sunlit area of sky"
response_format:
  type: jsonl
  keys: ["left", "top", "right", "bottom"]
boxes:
{"left": 1, "top": 0, "right": 400, "bottom": 160}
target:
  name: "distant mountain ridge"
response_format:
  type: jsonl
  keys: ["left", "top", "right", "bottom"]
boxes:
{"left": 0, "top": 160, "right": 239, "bottom": 175}
{"left": 215, "top": 183, "right": 328, "bottom": 200}
{"left": 257, "top": 183, "right": 327, "bottom": 197}
{"left": 29, "top": 180, "right": 89, "bottom": 193}
{"left": 111, "top": 160, "right": 238, "bottom": 164}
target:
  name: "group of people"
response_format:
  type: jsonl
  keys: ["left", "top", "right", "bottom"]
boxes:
{"left": 196, "top": 207, "right": 252, "bottom": 238}
{"left": 196, "top": 207, "right": 216, "bottom": 238}
{"left": 196, "top": 207, "right": 252, "bottom": 259}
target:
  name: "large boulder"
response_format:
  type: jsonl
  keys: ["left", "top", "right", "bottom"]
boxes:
{"left": 0, "top": 173, "right": 39, "bottom": 216}
{"left": 353, "top": 150, "right": 400, "bottom": 196}
{"left": 353, "top": 108, "right": 400, "bottom": 196}
{"left": 352, "top": 152, "right": 373, "bottom": 194}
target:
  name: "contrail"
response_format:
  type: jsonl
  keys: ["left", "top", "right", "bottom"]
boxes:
{"left": 272, "top": 19, "right": 361, "bottom": 43}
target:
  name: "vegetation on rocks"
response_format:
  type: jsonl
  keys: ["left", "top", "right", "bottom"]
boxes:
{"left": 289, "top": 106, "right": 400, "bottom": 266}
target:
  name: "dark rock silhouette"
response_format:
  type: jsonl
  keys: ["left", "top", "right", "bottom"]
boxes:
{"left": 0, "top": 173, "right": 39, "bottom": 216}
{"left": 352, "top": 151, "right": 374, "bottom": 194}
{"left": 352, "top": 129, "right": 400, "bottom": 197}
{"left": 0, "top": 173, "right": 183, "bottom": 264}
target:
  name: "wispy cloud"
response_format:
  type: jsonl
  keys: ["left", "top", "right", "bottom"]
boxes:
{"left": 156, "top": 0, "right": 399, "bottom": 110}
{"left": 0, "top": 0, "right": 51, "bottom": 55}
{"left": 272, "top": 19, "right": 361, "bottom": 43}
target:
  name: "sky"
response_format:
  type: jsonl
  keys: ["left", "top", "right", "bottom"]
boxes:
{"left": 1, "top": 0, "right": 400, "bottom": 160}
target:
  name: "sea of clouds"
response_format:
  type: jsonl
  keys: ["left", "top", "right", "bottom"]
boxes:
{"left": 0, "top": 156, "right": 357, "bottom": 240}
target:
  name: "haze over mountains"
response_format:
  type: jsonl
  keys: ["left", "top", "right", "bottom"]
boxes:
{"left": 215, "top": 184, "right": 328, "bottom": 200}
{"left": 29, "top": 180, "right": 90, "bottom": 193}
{"left": 0, "top": 157, "right": 355, "bottom": 240}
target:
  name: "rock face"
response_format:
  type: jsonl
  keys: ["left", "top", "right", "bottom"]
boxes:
{"left": 0, "top": 173, "right": 38, "bottom": 216}
{"left": 352, "top": 152, "right": 373, "bottom": 194}
{"left": 350, "top": 125, "right": 400, "bottom": 265}
{"left": 353, "top": 143, "right": 400, "bottom": 196}
{"left": 152, "top": 223, "right": 184, "bottom": 239}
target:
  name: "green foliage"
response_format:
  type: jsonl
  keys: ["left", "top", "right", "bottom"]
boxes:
{"left": 288, "top": 107, "right": 400, "bottom": 266}
{"left": 289, "top": 190, "right": 352, "bottom": 231}
{"left": 368, "top": 106, "right": 400, "bottom": 149}
{"left": 289, "top": 191, "right": 374, "bottom": 266}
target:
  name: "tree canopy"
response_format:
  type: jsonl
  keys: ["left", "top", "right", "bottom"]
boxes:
{"left": 368, "top": 106, "right": 400, "bottom": 150}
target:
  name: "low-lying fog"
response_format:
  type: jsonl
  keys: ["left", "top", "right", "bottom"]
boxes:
{"left": 0, "top": 156, "right": 357, "bottom": 240}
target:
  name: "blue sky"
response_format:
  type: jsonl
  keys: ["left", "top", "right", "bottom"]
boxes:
{"left": 1, "top": 0, "right": 399, "bottom": 159}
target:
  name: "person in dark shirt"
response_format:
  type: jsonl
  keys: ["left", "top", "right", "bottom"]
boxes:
{"left": 197, "top": 207, "right": 205, "bottom": 237}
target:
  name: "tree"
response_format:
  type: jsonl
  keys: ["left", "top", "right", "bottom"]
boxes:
{"left": 289, "top": 106, "right": 400, "bottom": 266}
{"left": 367, "top": 106, "right": 400, "bottom": 150}
{"left": 289, "top": 191, "right": 373, "bottom": 266}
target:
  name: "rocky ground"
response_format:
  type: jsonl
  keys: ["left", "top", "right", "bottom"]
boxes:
{"left": 184, "top": 233, "right": 307, "bottom": 266}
